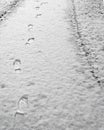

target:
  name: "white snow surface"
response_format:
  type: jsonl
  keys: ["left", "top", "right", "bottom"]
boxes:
{"left": 0, "top": 0, "right": 88, "bottom": 129}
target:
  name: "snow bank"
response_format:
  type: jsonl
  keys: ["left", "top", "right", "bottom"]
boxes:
{"left": 0, "top": 0, "right": 21, "bottom": 19}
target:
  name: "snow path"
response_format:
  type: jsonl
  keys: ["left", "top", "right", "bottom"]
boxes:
{"left": 0, "top": 0, "right": 80, "bottom": 129}
{"left": 0, "top": 0, "right": 77, "bottom": 95}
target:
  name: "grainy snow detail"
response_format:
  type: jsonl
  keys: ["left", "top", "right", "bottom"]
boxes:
{"left": 0, "top": 0, "right": 104, "bottom": 129}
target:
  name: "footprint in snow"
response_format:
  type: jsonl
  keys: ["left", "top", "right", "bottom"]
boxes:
{"left": 13, "top": 59, "right": 21, "bottom": 73}
{"left": 14, "top": 94, "right": 28, "bottom": 118}
{"left": 25, "top": 37, "right": 35, "bottom": 45}
{"left": 35, "top": 6, "right": 40, "bottom": 10}
{"left": 40, "top": 2, "right": 48, "bottom": 5}
{"left": 17, "top": 94, "right": 29, "bottom": 110}
{"left": 28, "top": 24, "right": 34, "bottom": 31}
{"left": 35, "top": 13, "right": 42, "bottom": 18}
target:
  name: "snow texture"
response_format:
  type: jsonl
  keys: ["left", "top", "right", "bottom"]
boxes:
{"left": 0, "top": 0, "right": 104, "bottom": 129}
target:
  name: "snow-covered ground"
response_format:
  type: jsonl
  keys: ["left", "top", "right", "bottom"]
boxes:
{"left": 0, "top": 0, "right": 19, "bottom": 14}
{"left": 0, "top": 0, "right": 104, "bottom": 129}
{"left": 0, "top": 0, "right": 79, "bottom": 129}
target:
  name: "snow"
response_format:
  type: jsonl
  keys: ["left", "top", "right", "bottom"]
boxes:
{"left": 0, "top": 0, "right": 103, "bottom": 129}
